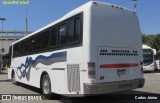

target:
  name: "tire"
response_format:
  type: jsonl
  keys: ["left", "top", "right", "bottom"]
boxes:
{"left": 12, "top": 71, "right": 18, "bottom": 85}
{"left": 41, "top": 74, "right": 52, "bottom": 99}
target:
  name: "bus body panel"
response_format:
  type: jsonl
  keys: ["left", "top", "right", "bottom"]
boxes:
{"left": 88, "top": 2, "right": 143, "bottom": 84}
{"left": 9, "top": 46, "right": 83, "bottom": 94}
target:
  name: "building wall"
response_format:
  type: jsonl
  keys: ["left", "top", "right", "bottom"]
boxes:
{"left": 0, "top": 36, "right": 23, "bottom": 56}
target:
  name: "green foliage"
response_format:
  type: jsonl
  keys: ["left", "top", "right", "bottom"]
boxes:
{"left": 142, "top": 34, "right": 160, "bottom": 51}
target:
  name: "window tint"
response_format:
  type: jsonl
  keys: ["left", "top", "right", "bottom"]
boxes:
{"left": 13, "top": 45, "right": 17, "bottom": 57}
{"left": 42, "top": 31, "right": 49, "bottom": 49}
{"left": 8, "top": 46, "right": 12, "bottom": 67}
{"left": 13, "top": 13, "right": 82, "bottom": 58}
{"left": 50, "top": 27, "right": 57, "bottom": 47}
{"left": 36, "top": 34, "right": 42, "bottom": 50}
{"left": 75, "top": 17, "right": 81, "bottom": 41}
{"left": 68, "top": 17, "right": 81, "bottom": 43}
{"left": 31, "top": 36, "right": 37, "bottom": 52}
{"left": 22, "top": 39, "right": 30, "bottom": 54}
{"left": 14, "top": 43, "right": 22, "bottom": 57}
{"left": 68, "top": 20, "right": 74, "bottom": 43}
{"left": 58, "top": 24, "right": 67, "bottom": 45}
{"left": 22, "top": 41, "right": 26, "bottom": 54}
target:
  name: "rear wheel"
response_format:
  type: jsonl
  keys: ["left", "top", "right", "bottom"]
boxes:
{"left": 41, "top": 74, "right": 52, "bottom": 99}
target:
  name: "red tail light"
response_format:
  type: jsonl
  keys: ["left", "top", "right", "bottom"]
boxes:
{"left": 88, "top": 62, "right": 96, "bottom": 79}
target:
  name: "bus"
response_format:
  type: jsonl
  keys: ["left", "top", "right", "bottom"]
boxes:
{"left": 8, "top": 1, "right": 144, "bottom": 98}
{"left": 142, "top": 44, "right": 157, "bottom": 71}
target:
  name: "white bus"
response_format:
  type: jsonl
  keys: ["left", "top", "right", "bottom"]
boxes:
{"left": 8, "top": 1, "right": 144, "bottom": 98}
{"left": 142, "top": 44, "right": 157, "bottom": 71}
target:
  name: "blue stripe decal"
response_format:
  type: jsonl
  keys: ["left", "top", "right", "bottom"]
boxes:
{"left": 16, "top": 51, "right": 67, "bottom": 81}
{"left": 28, "top": 51, "right": 66, "bottom": 64}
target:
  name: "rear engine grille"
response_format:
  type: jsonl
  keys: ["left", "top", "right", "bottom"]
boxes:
{"left": 67, "top": 64, "right": 80, "bottom": 92}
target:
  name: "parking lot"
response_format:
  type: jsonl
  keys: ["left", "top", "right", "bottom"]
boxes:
{"left": 0, "top": 70, "right": 160, "bottom": 103}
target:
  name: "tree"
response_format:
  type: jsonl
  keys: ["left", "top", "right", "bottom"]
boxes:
{"left": 142, "top": 34, "right": 160, "bottom": 51}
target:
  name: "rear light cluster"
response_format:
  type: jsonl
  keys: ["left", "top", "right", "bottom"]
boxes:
{"left": 88, "top": 62, "right": 96, "bottom": 79}
{"left": 111, "top": 5, "right": 123, "bottom": 10}
{"left": 111, "top": 4, "right": 135, "bottom": 14}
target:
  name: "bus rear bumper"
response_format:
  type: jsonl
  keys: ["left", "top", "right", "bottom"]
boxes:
{"left": 83, "top": 78, "right": 145, "bottom": 94}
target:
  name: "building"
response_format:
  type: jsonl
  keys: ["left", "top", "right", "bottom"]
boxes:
{"left": 0, "top": 30, "right": 32, "bottom": 57}
{"left": 0, "top": 36, "right": 23, "bottom": 56}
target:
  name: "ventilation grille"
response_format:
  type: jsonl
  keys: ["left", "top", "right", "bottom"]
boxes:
{"left": 99, "top": 49, "right": 138, "bottom": 56}
{"left": 67, "top": 64, "right": 80, "bottom": 93}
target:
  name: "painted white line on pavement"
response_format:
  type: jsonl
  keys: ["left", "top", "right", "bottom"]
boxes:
{"left": 155, "top": 73, "right": 160, "bottom": 76}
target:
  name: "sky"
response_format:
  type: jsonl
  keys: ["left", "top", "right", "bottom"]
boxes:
{"left": 0, "top": 0, "right": 160, "bottom": 35}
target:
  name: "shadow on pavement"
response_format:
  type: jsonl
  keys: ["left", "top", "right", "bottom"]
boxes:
{"left": 60, "top": 90, "right": 160, "bottom": 103}
{"left": 143, "top": 70, "right": 160, "bottom": 74}
{"left": 0, "top": 79, "right": 12, "bottom": 82}
{"left": 0, "top": 72, "right": 7, "bottom": 75}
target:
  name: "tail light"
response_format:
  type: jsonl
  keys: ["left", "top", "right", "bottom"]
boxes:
{"left": 88, "top": 62, "right": 96, "bottom": 79}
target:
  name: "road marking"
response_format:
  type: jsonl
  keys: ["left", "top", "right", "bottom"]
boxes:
{"left": 155, "top": 73, "right": 160, "bottom": 76}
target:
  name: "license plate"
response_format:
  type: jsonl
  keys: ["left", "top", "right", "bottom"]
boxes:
{"left": 117, "top": 69, "right": 126, "bottom": 77}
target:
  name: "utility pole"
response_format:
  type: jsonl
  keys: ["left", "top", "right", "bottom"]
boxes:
{"left": 0, "top": 18, "right": 6, "bottom": 53}
{"left": 132, "top": 0, "right": 137, "bottom": 13}
{"left": 26, "top": 8, "right": 28, "bottom": 36}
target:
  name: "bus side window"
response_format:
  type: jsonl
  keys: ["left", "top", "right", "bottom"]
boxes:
{"left": 13, "top": 45, "right": 17, "bottom": 57}
{"left": 68, "top": 17, "right": 81, "bottom": 43}
{"left": 23, "top": 39, "right": 31, "bottom": 54}
{"left": 50, "top": 27, "right": 57, "bottom": 47}
{"left": 42, "top": 30, "right": 49, "bottom": 49}
{"left": 19, "top": 43, "right": 22, "bottom": 56}
{"left": 75, "top": 17, "right": 81, "bottom": 42}
{"left": 8, "top": 46, "right": 12, "bottom": 67}
{"left": 31, "top": 36, "right": 37, "bottom": 52}
{"left": 58, "top": 24, "right": 67, "bottom": 45}
{"left": 36, "top": 34, "right": 42, "bottom": 50}
{"left": 14, "top": 43, "right": 22, "bottom": 57}
{"left": 22, "top": 41, "right": 26, "bottom": 54}
{"left": 68, "top": 20, "right": 74, "bottom": 43}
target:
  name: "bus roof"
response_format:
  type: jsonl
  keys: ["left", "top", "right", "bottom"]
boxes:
{"left": 142, "top": 44, "right": 152, "bottom": 49}
{"left": 11, "top": 1, "right": 134, "bottom": 46}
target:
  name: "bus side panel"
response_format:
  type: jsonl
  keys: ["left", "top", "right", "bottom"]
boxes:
{"left": 8, "top": 67, "right": 12, "bottom": 79}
